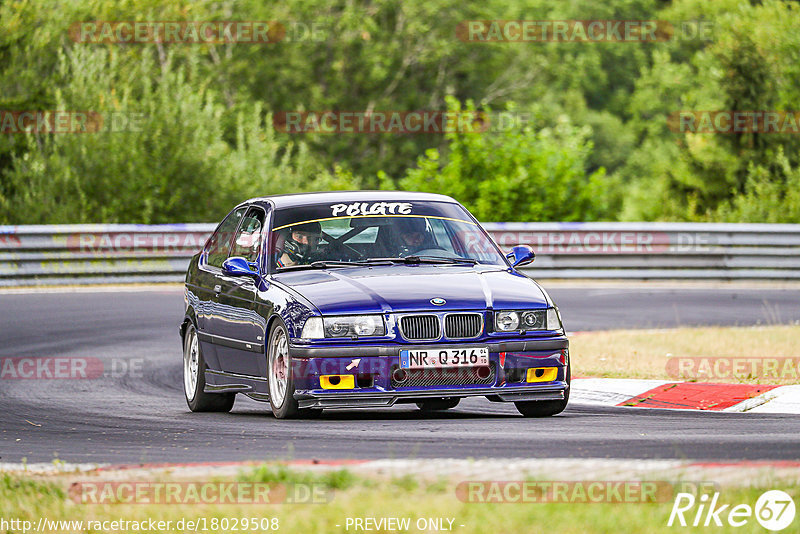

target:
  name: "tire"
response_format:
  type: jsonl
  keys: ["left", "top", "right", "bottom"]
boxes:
{"left": 267, "top": 320, "right": 301, "bottom": 419}
{"left": 416, "top": 398, "right": 460, "bottom": 411}
{"left": 183, "top": 324, "right": 235, "bottom": 412}
{"left": 515, "top": 361, "right": 570, "bottom": 418}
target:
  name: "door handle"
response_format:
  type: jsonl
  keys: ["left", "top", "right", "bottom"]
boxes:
{"left": 213, "top": 284, "right": 222, "bottom": 294}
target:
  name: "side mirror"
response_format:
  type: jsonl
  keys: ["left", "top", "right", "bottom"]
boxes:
{"left": 506, "top": 245, "right": 535, "bottom": 268}
{"left": 222, "top": 256, "right": 259, "bottom": 278}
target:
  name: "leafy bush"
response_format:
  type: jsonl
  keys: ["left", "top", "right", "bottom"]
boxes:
{"left": 713, "top": 148, "right": 800, "bottom": 223}
{"left": 0, "top": 42, "right": 353, "bottom": 224}
{"left": 400, "top": 99, "right": 616, "bottom": 222}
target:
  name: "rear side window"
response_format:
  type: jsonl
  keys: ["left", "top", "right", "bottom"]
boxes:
{"left": 206, "top": 207, "right": 246, "bottom": 268}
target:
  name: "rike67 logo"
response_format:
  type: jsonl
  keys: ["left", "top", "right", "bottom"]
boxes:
{"left": 668, "top": 490, "right": 796, "bottom": 531}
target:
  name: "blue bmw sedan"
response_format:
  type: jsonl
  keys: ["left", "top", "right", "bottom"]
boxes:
{"left": 181, "top": 191, "right": 569, "bottom": 418}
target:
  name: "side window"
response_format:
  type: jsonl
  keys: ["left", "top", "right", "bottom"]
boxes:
{"left": 206, "top": 207, "right": 246, "bottom": 268}
{"left": 231, "top": 208, "right": 265, "bottom": 262}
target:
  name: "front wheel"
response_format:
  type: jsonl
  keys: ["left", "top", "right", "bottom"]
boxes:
{"left": 267, "top": 321, "right": 300, "bottom": 419}
{"left": 515, "top": 397, "right": 568, "bottom": 417}
{"left": 416, "top": 398, "right": 460, "bottom": 411}
{"left": 515, "top": 362, "right": 570, "bottom": 417}
{"left": 183, "top": 324, "right": 235, "bottom": 412}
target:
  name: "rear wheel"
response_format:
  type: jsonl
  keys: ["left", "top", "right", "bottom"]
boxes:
{"left": 183, "top": 324, "right": 235, "bottom": 412}
{"left": 416, "top": 398, "right": 460, "bottom": 411}
{"left": 515, "top": 362, "right": 570, "bottom": 417}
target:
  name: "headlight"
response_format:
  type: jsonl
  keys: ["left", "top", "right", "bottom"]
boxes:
{"left": 547, "top": 307, "right": 563, "bottom": 331}
{"left": 494, "top": 308, "right": 562, "bottom": 332}
{"left": 522, "top": 310, "right": 546, "bottom": 329}
{"left": 301, "top": 316, "right": 324, "bottom": 339}
{"left": 301, "top": 315, "right": 386, "bottom": 339}
{"left": 495, "top": 311, "right": 520, "bottom": 331}
{"left": 352, "top": 315, "right": 382, "bottom": 336}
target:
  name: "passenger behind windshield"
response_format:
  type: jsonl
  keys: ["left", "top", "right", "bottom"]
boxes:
{"left": 391, "top": 217, "right": 435, "bottom": 257}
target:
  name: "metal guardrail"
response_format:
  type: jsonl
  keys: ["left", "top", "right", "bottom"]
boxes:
{"left": 489, "top": 222, "right": 800, "bottom": 280}
{"left": 0, "top": 222, "right": 799, "bottom": 286}
{"left": 0, "top": 224, "right": 211, "bottom": 287}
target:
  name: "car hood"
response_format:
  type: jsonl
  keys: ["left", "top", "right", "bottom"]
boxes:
{"left": 273, "top": 264, "right": 548, "bottom": 314}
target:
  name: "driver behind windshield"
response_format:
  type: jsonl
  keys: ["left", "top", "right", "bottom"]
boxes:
{"left": 277, "top": 221, "right": 322, "bottom": 267}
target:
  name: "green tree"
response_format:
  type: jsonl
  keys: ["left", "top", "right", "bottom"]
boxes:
{"left": 0, "top": 47, "right": 351, "bottom": 223}
{"left": 713, "top": 148, "right": 800, "bottom": 223}
{"left": 400, "top": 99, "right": 615, "bottom": 222}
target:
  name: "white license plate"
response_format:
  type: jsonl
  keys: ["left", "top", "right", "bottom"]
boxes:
{"left": 399, "top": 347, "right": 489, "bottom": 369}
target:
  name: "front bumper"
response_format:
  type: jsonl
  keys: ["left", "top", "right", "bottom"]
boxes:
{"left": 289, "top": 336, "right": 569, "bottom": 409}
{"left": 295, "top": 384, "right": 567, "bottom": 409}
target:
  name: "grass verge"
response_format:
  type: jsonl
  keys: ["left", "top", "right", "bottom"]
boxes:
{"left": 570, "top": 325, "right": 800, "bottom": 383}
{"left": 1, "top": 469, "right": 797, "bottom": 534}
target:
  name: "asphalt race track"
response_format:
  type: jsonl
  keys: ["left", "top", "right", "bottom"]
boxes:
{"left": 1, "top": 285, "right": 799, "bottom": 464}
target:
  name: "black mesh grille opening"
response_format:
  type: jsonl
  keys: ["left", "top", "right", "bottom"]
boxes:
{"left": 399, "top": 315, "right": 440, "bottom": 340}
{"left": 504, "top": 367, "right": 525, "bottom": 383}
{"left": 391, "top": 363, "right": 496, "bottom": 388}
{"left": 444, "top": 313, "right": 482, "bottom": 338}
{"left": 356, "top": 374, "right": 375, "bottom": 388}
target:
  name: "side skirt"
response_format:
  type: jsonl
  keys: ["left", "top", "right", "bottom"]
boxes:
{"left": 205, "top": 369, "right": 269, "bottom": 401}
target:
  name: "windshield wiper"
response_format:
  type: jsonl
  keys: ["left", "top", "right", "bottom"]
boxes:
{"left": 364, "top": 256, "right": 478, "bottom": 265}
{"left": 277, "top": 260, "right": 369, "bottom": 271}
{"left": 278, "top": 257, "right": 478, "bottom": 271}
{"left": 408, "top": 255, "right": 478, "bottom": 265}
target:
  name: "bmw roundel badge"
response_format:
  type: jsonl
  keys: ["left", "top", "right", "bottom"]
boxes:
{"left": 431, "top": 297, "right": 446, "bottom": 306}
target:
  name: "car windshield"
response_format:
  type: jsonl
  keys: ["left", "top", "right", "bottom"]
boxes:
{"left": 270, "top": 200, "right": 506, "bottom": 270}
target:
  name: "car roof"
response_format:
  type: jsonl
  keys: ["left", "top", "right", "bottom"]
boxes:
{"left": 243, "top": 190, "right": 459, "bottom": 209}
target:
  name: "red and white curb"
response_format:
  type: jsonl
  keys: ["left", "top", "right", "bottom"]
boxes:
{"left": 571, "top": 378, "right": 800, "bottom": 413}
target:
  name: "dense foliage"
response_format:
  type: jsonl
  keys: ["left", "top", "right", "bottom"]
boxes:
{"left": 0, "top": 0, "right": 798, "bottom": 223}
